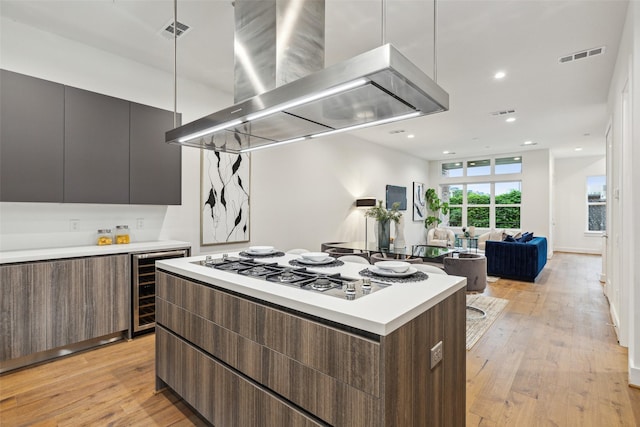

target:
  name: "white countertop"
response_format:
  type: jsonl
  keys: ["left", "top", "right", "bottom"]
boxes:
{"left": 157, "top": 252, "right": 466, "bottom": 336}
{"left": 0, "top": 240, "right": 191, "bottom": 264}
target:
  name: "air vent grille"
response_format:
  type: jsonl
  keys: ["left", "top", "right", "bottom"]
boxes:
{"left": 490, "top": 109, "right": 516, "bottom": 116}
{"left": 559, "top": 46, "right": 605, "bottom": 64}
{"left": 389, "top": 130, "right": 406, "bottom": 134}
{"left": 161, "top": 20, "right": 191, "bottom": 39}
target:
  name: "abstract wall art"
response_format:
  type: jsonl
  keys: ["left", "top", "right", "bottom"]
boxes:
{"left": 413, "top": 181, "right": 426, "bottom": 222}
{"left": 201, "top": 151, "right": 250, "bottom": 245}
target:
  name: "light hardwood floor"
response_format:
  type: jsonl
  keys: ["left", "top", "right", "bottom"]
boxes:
{"left": 1, "top": 253, "right": 638, "bottom": 426}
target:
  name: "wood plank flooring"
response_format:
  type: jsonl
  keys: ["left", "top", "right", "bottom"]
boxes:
{"left": 1, "top": 253, "right": 638, "bottom": 426}
{"left": 467, "top": 252, "right": 640, "bottom": 426}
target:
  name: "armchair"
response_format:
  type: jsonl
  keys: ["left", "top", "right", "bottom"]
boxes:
{"left": 427, "top": 227, "right": 455, "bottom": 248}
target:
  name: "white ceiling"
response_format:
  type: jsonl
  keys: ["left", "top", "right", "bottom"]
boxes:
{"left": 0, "top": 0, "right": 629, "bottom": 160}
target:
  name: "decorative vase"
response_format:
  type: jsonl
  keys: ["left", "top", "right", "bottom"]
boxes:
{"left": 377, "top": 219, "right": 391, "bottom": 250}
{"left": 394, "top": 216, "right": 406, "bottom": 249}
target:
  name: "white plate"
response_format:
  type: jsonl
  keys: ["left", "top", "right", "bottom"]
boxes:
{"left": 248, "top": 245, "right": 274, "bottom": 254}
{"left": 300, "top": 251, "right": 330, "bottom": 262}
{"left": 246, "top": 249, "right": 277, "bottom": 255}
{"left": 369, "top": 266, "right": 418, "bottom": 277}
{"left": 297, "top": 256, "right": 336, "bottom": 265}
{"left": 374, "top": 260, "right": 411, "bottom": 273}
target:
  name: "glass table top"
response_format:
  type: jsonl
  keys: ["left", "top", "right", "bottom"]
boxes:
{"left": 326, "top": 242, "right": 454, "bottom": 259}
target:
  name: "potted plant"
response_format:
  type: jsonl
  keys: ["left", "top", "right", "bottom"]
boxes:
{"left": 365, "top": 200, "right": 402, "bottom": 250}
{"left": 424, "top": 188, "right": 449, "bottom": 229}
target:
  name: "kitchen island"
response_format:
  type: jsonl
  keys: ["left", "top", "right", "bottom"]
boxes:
{"left": 155, "top": 252, "right": 467, "bottom": 426}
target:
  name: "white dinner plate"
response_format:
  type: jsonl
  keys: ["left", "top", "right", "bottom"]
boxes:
{"left": 246, "top": 248, "right": 277, "bottom": 255}
{"left": 369, "top": 266, "right": 418, "bottom": 278}
{"left": 296, "top": 256, "right": 336, "bottom": 265}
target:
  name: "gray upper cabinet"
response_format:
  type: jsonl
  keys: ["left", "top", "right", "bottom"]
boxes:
{"left": 130, "top": 103, "right": 181, "bottom": 205}
{"left": 0, "top": 70, "right": 182, "bottom": 205}
{"left": 0, "top": 70, "right": 64, "bottom": 202}
{"left": 64, "top": 87, "right": 130, "bottom": 204}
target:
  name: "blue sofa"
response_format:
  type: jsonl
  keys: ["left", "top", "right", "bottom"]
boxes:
{"left": 485, "top": 236, "right": 547, "bottom": 282}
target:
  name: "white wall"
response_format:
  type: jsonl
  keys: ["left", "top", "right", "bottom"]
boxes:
{"left": 0, "top": 17, "right": 227, "bottom": 252}
{"left": 0, "top": 17, "right": 430, "bottom": 255}
{"left": 606, "top": 0, "right": 639, "bottom": 387}
{"left": 249, "top": 137, "right": 431, "bottom": 253}
{"left": 427, "top": 149, "right": 552, "bottom": 253}
{"left": 553, "top": 156, "right": 606, "bottom": 254}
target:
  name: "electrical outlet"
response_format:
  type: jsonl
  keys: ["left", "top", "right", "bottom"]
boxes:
{"left": 136, "top": 218, "right": 144, "bottom": 229}
{"left": 430, "top": 341, "right": 443, "bottom": 369}
{"left": 70, "top": 219, "right": 80, "bottom": 231}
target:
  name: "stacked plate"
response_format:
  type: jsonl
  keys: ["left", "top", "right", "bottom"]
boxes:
{"left": 246, "top": 246, "right": 276, "bottom": 255}
{"left": 369, "top": 261, "right": 417, "bottom": 277}
{"left": 296, "top": 252, "right": 336, "bottom": 265}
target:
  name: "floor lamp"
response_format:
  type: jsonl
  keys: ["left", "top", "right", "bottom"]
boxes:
{"left": 356, "top": 197, "right": 377, "bottom": 249}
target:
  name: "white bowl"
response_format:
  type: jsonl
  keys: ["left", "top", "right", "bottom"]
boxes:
{"left": 300, "top": 252, "right": 330, "bottom": 262}
{"left": 249, "top": 245, "right": 274, "bottom": 254}
{"left": 374, "top": 261, "right": 411, "bottom": 273}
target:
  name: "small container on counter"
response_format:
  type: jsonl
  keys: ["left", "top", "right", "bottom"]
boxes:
{"left": 115, "top": 225, "right": 130, "bottom": 244}
{"left": 97, "top": 229, "right": 113, "bottom": 246}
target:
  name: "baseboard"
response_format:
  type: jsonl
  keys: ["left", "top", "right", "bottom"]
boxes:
{"left": 553, "top": 247, "right": 602, "bottom": 255}
{"left": 630, "top": 362, "right": 640, "bottom": 387}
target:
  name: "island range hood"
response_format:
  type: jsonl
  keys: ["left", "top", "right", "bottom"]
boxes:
{"left": 166, "top": 3, "right": 449, "bottom": 153}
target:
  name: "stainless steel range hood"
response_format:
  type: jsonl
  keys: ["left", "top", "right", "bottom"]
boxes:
{"left": 167, "top": 0, "right": 448, "bottom": 154}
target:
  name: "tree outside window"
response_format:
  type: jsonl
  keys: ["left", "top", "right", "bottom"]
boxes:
{"left": 440, "top": 181, "right": 521, "bottom": 229}
{"left": 495, "top": 181, "right": 521, "bottom": 228}
{"left": 587, "top": 175, "right": 606, "bottom": 231}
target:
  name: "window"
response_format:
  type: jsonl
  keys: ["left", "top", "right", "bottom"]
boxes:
{"left": 587, "top": 175, "right": 606, "bottom": 231}
{"left": 442, "top": 161, "right": 463, "bottom": 177}
{"left": 441, "top": 181, "right": 521, "bottom": 229}
{"left": 495, "top": 181, "right": 521, "bottom": 228}
{"left": 467, "top": 159, "right": 491, "bottom": 176}
{"left": 495, "top": 157, "right": 522, "bottom": 174}
{"left": 443, "top": 184, "right": 463, "bottom": 226}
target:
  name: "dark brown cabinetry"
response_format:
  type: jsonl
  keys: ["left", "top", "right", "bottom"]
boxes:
{"left": 0, "top": 255, "right": 129, "bottom": 371}
{"left": 64, "top": 87, "right": 130, "bottom": 204}
{"left": 130, "top": 103, "right": 181, "bottom": 205}
{"left": 155, "top": 271, "right": 466, "bottom": 426}
{"left": 0, "top": 70, "right": 64, "bottom": 202}
{"left": 0, "top": 69, "right": 181, "bottom": 205}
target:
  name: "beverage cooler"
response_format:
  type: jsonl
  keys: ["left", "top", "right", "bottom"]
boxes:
{"left": 131, "top": 248, "right": 190, "bottom": 336}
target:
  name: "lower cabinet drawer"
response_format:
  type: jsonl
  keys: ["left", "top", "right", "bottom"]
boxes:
{"left": 156, "top": 326, "right": 326, "bottom": 427}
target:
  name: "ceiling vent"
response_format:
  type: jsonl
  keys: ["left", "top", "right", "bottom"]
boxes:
{"left": 490, "top": 109, "right": 516, "bottom": 116}
{"left": 161, "top": 19, "right": 191, "bottom": 40}
{"left": 389, "top": 130, "right": 406, "bottom": 134}
{"left": 559, "top": 46, "right": 605, "bottom": 64}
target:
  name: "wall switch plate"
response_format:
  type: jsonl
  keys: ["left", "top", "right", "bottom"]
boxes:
{"left": 70, "top": 219, "right": 80, "bottom": 231}
{"left": 430, "top": 340, "right": 443, "bottom": 369}
{"left": 136, "top": 218, "right": 144, "bottom": 229}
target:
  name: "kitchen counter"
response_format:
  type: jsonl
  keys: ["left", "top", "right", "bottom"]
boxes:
{"left": 157, "top": 252, "right": 466, "bottom": 336}
{"left": 0, "top": 240, "right": 191, "bottom": 264}
{"left": 155, "top": 251, "right": 467, "bottom": 426}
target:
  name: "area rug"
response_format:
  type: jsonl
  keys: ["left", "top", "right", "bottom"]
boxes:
{"left": 466, "top": 294, "right": 509, "bottom": 350}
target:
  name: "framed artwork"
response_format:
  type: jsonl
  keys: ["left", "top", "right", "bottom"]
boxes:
{"left": 201, "top": 150, "right": 250, "bottom": 245}
{"left": 413, "top": 182, "right": 426, "bottom": 221}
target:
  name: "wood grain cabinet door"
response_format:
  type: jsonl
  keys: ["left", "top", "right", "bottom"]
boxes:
{"left": 1, "top": 255, "right": 129, "bottom": 362}
{"left": 0, "top": 263, "right": 50, "bottom": 361}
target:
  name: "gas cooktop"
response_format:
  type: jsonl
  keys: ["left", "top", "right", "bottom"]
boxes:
{"left": 192, "top": 256, "right": 387, "bottom": 300}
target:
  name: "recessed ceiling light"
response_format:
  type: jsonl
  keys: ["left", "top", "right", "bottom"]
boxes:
{"left": 575, "top": 147, "right": 583, "bottom": 151}
{"left": 455, "top": 163, "right": 461, "bottom": 166}
{"left": 494, "top": 71, "right": 506, "bottom": 79}
{"left": 514, "top": 157, "right": 521, "bottom": 160}
{"left": 506, "top": 117, "right": 516, "bottom": 123}
{"left": 407, "top": 134, "right": 415, "bottom": 139}
{"left": 523, "top": 140, "right": 533, "bottom": 145}
{"left": 521, "top": 141, "right": 537, "bottom": 146}
{"left": 443, "top": 150, "right": 450, "bottom": 154}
